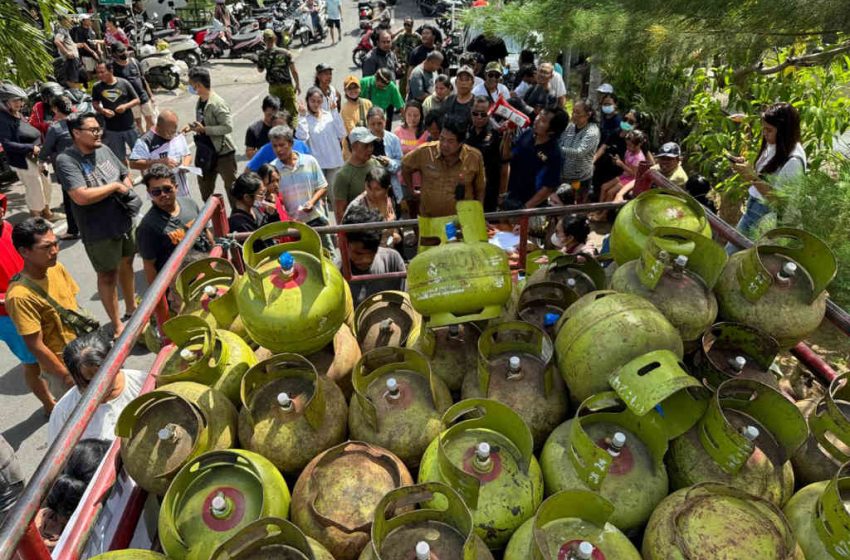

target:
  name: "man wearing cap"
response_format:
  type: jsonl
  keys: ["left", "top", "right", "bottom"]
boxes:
{"left": 407, "top": 51, "right": 443, "bottom": 103}
{"left": 440, "top": 65, "right": 476, "bottom": 127}
{"left": 596, "top": 82, "right": 614, "bottom": 108}
{"left": 402, "top": 116, "right": 485, "bottom": 218}
{"left": 256, "top": 29, "right": 300, "bottom": 121}
{"left": 112, "top": 43, "right": 156, "bottom": 133}
{"left": 472, "top": 61, "right": 510, "bottom": 103}
{"left": 362, "top": 30, "right": 399, "bottom": 81}
{"left": 618, "top": 141, "right": 688, "bottom": 200}
{"left": 467, "top": 96, "right": 506, "bottom": 212}
{"left": 392, "top": 18, "right": 421, "bottom": 98}
{"left": 333, "top": 127, "right": 380, "bottom": 222}
{"left": 650, "top": 141, "right": 688, "bottom": 188}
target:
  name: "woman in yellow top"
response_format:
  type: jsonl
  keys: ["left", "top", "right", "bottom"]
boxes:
{"left": 339, "top": 75, "right": 373, "bottom": 160}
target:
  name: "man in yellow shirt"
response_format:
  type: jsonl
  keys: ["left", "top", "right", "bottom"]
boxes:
{"left": 6, "top": 218, "right": 80, "bottom": 407}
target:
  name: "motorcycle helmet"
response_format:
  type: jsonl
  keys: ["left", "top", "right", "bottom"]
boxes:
{"left": 40, "top": 82, "right": 64, "bottom": 104}
{"left": 0, "top": 83, "right": 27, "bottom": 106}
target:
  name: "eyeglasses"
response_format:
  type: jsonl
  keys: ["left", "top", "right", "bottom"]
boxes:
{"left": 80, "top": 127, "right": 103, "bottom": 135}
{"left": 149, "top": 186, "right": 175, "bottom": 197}
{"left": 471, "top": 111, "right": 489, "bottom": 118}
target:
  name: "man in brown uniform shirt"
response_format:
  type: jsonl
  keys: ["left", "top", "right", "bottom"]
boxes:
{"left": 401, "top": 116, "right": 485, "bottom": 217}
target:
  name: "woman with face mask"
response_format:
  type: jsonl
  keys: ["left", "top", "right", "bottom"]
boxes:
{"left": 592, "top": 109, "right": 639, "bottom": 201}
{"left": 598, "top": 93, "right": 622, "bottom": 138}
{"left": 550, "top": 215, "right": 591, "bottom": 254}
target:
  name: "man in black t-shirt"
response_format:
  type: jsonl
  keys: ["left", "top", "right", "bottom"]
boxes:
{"left": 408, "top": 25, "right": 437, "bottom": 69}
{"left": 112, "top": 43, "right": 155, "bottom": 133}
{"left": 92, "top": 61, "right": 139, "bottom": 161}
{"left": 137, "top": 164, "right": 212, "bottom": 283}
{"left": 244, "top": 95, "right": 281, "bottom": 158}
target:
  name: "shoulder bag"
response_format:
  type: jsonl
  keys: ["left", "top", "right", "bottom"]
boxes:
{"left": 13, "top": 274, "right": 101, "bottom": 338}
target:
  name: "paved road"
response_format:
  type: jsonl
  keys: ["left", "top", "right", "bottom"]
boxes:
{"left": 0, "top": 0, "right": 431, "bottom": 479}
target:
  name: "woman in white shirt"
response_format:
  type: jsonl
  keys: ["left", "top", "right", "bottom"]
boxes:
{"left": 48, "top": 332, "right": 147, "bottom": 444}
{"left": 729, "top": 102, "right": 806, "bottom": 248}
{"left": 296, "top": 86, "right": 347, "bottom": 188}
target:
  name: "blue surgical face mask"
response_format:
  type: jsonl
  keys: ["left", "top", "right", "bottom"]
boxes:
{"left": 620, "top": 121, "right": 634, "bottom": 132}
{"left": 188, "top": 85, "right": 198, "bottom": 95}
{"left": 601, "top": 104, "right": 615, "bottom": 115}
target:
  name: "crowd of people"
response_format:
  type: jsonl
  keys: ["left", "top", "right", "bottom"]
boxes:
{"left": 0, "top": 13, "right": 810, "bottom": 546}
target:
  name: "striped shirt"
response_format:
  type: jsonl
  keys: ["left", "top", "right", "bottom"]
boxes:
{"left": 558, "top": 122, "right": 600, "bottom": 182}
{"left": 273, "top": 153, "right": 328, "bottom": 223}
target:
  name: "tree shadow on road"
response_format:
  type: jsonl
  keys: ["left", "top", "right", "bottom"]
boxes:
{"left": 2, "top": 409, "right": 46, "bottom": 449}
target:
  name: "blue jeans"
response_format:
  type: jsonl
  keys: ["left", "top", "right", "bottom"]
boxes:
{"left": 726, "top": 195, "right": 771, "bottom": 254}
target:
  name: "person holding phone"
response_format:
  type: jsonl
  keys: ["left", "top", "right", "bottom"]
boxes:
{"left": 727, "top": 102, "right": 806, "bottom": 246}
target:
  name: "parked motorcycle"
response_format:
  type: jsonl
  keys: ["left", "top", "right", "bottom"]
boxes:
{"left": 352, "top": 24, "right": 374, "bottom": 67}
{"left": 292, "top": 2, "right": 326, "bottom": 47}
{"left": 229, "top": 20, "right": 266, "bottom": 57}
{"left": 140, "top": 22, "right": 205, "bottom": 68}
{"left": 358, "top": 0, "right": 373, "bottom": 29}
{"left": 136, "top": 44, "right": 183, "bottom": 90}
{"left": 418, "top": 0, "right": 465, "bottom": 17}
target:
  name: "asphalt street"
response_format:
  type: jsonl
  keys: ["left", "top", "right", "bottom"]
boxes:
{"left": 0, "top": 0, "right": 433, "bottom": 479}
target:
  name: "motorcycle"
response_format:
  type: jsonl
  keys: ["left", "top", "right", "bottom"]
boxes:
{"left": 292, "top": 2, "right": 326, "bottom": 47}
{"left": 352, "top": 24, "right": 374, "bottom": 67}
{"left": 418, "top": 0, "right": 465, "bottom": 17}
{"left": 228, "top": 20, "right": 266, "bottom": 57}
{"left": 136, "top": 44, "right": 184, "bottom": 90}
{"left": 140, "top": 22, "right": 205, "bottom": 68}
{"left": 357, "top": 0, "right": 373, "bottom": 29}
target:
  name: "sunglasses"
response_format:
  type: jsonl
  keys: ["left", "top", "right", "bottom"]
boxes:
{"left": 486, "top": 72, "right": 501, "bottom": 78}
{"left": 149, "top": 186, "right": 175, "bottom": 197}
{"left": 471, "top": 111, "right": 489, "bottom": 117}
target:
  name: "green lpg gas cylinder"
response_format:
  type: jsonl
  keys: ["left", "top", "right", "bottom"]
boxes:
{"left": 666, "top": 378, "right": 808, "bottom": 506}
{"left": 418, "top": 399, "right": 544, "bottom": 550}
{"left": 504, "top": 490, "right": 642, "bottom": 560}
{"left": 175, "top": 257, "right": 245, "bottom": 337}
{"left": 238, "top": 353, "right": 347, "bottom": 477}
{"left": 461, "top": 321, "right": 568, "bottom": 450}
{"left": 554, "top": 291, "right": 684, "bottom": 404}
{"left": 157, "top": 315, "right": 256, "bottom": 405}
{"left": 89, "top": 552, "right": 167, "bottom": 559}
{"left": 116, "top": 381, "right": 237, "bottom": 495}
{"left": 525, "top": 253, "right": 606, "bottom": 296}
{"left": 610, "top": 226, "right": 727, "bottom": 346}
{"left": 209, "top": 517, "right": 334, "bottom": 560}
{"left": 610, "top": 188, "right": 712, "bottom": 265}
{"left": 691, "top": 322, "right": 781, "bottom": 391}
{"left": 349, "top": 347, "right": 453, "bottom": 469}
{"left": 234, "top": 221, "right": 347, "bottom": 354}
{"left": 354, "top": 291, "right": 422, "bottom": 353}
{"left": 643, "top": 483, "right": 805, "bottom": 560}
{"left": 412, "top": 321, "right": 480, "bottom": 392}
{"left": 540, "top": 392, "right": 669, "bottom": 536}
{"left": 715, "top": 228, "right": 836, "bottom": 349}
{"left": 291, "top": 441, "right": 414, "bottom": 560}
{"left": 784, "top": 462, "right": 850, "bottom": 560}
{"left": 408, "top": 201, "right": 512, "bottom": 326}
{"left": 159, "top": 449, "right": 291, "bottom": 560}
{"left": 792, "top": 373, "right": 850, "bottom": 486}
{"left": 358, "top": 483, "right": 494, "bottom": 560}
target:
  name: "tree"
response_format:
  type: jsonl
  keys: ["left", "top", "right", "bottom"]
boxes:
{"left": 0, "top": 0, "right": 73, "bottom": 84}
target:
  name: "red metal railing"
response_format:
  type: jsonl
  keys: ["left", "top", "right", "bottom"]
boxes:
{"left": 4, "top": 173, "right": 849, "bottom": 556}
{"left": 0, "top": 195, "right": 231, "bottom": 560}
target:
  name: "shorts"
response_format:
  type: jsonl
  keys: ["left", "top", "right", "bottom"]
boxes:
{"left": 62, "top": 57, "right": 83, "bottom": 84}
{"left": 83, "top": 229, "right": 136, "bottom": 273}
{"left": 0, "top": 315, "right": 37, "bottom": 364}
{"left": 103, "top": 128, "right": 139, "bottom": 160}
{"left": 327, "top": 18, "right": 341, "bottom": 29}
{"left": 132, "top": 100, "right": 156, "bottom": 119}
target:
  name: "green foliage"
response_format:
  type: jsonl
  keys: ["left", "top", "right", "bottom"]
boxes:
{"left": 760, "top": 160, "right": 850, "bottom": 309}
{"left": 682, "top": 57, "right": 850, "bottom": 200}
{"left": 0, "top": 0, "right": 72, "bottom": 84}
